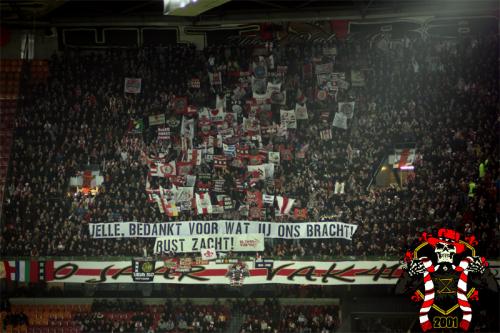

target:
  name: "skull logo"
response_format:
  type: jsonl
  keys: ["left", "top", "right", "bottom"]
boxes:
{"left": 434, "top": 242, "right": 456, "bottom": 264}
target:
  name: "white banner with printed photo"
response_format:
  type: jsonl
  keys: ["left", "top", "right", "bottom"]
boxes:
{"left": 295, "top": 103, "right": 308, "bottom": 120}
{"left": 280, "top": 109, "right": 297, "bottom": 129}
{"left": 266, "top": 82, "right": 281, "bottom": 96}
{"left": 338, "top": 102, "right": 355, "bottom": 119}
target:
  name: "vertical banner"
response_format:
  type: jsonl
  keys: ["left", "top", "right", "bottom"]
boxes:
{"left": 338, "top": 102, "right": 355, "bottom": 119}
{"left": 280, "top": 109, "right": 297, "bottom": 129}
{"left": 131, "top": 258, "right": 156, "bottom": 282}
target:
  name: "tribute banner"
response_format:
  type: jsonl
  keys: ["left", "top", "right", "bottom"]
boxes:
{"left": 153, "top": 234, "right": 264, "bottom": 254}
{"left": 88, "top": 221, "right": 358, "bottom": 240}
{"left": 131, "top": 258, "right": 155, "bottom": 282}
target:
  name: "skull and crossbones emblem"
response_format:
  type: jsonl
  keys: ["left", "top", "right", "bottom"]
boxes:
{"left": 434, "top": 242, "right": 457, "bottom": 264}
{"left": 398, "top": 228, "right": 493, "bottom": 332}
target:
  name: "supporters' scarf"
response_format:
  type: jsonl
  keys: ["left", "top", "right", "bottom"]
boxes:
{"left": 418, "top": 257, "right": 435, "bottom": 332}
{"left": 455, "top": 257, "right": 473, "bottom": 331}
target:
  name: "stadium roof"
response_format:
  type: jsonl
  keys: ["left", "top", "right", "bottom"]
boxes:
{"left": 1, "top": 0, "right": 498, "bottom": 26}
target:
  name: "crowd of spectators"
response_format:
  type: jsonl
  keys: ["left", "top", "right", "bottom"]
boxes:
{"left": 156, "top": 299, "right": 228, "bottom": 333}
{"left": 75, "top": 299, "right": 228, "bottom": 333}
{"left": 0, "top": 24, "right": 498, "bottom": 260}
{"left": 0, "top": 298, "right": 341, "bottom": 333}
{"left": 236, "top": 299, "right": 339, "bottom": 333}
{"left": 352, "top": 316, "right": 412, "bottom": 333}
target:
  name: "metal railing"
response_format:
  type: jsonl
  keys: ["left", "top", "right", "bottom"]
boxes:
{"left": 0, "top": 254, "right": 402, "bottom": 261}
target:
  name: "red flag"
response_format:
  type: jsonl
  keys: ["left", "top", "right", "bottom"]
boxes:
{"left": 29, "top": 261, "right": 39, "bottom": 283}
{"left": 246, "top": 191, "right": 263, "bottom": 209}
{"left": 293, "top": 208, "right": 308, "bottom": 220}
{"left": 82, "top": 170, "right": 92, "bottom": 188}
{"left": 177, "top": 161, "right": 193, "bottom": 175}
{"left": 248, "top": 155, "right": 264, "bottom": 165}
{"left": 39, "top": 261, "right": 54, "bottom": 281}
{"left": 330, "top": 20, "right": 349, "bottom": 40}
{"left": 398, "top": 148, "right": 410, "bottom": 169}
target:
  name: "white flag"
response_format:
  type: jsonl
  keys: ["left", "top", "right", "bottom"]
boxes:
{"left": 334, "top": 181, "right": 345, "bottom": 194}
{"left": 201, "top": 248, "right": 217, "bottom": 261}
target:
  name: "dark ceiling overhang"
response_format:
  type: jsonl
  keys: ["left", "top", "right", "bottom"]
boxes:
{"left": 1, "top": 0, "right": 498, "bottom": 27}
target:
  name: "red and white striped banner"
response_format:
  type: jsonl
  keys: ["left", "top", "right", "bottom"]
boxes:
{"left": 47, "top": 260, "right": 405, "bottom": 285}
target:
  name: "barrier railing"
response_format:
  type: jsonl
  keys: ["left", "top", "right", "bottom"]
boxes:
{"left": 2, "top": 254, "right": 497, "bottom": 261}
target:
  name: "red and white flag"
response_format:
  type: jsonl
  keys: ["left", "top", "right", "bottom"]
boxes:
{"left": 213, "top": 155, "right": 228, "bottom": 169}
{"left": 195, "top": 192, "right": 213, "bottom": 215}
{"left": 186, "top": 149, "right": 202, "bottom": 166}
{"left": 149, "top": 161, "right": 176, "bottom": 178}
{"left": 320, "top": 128, "right": 332, "bottom": 140}
{"left": 209, "top": 72, "right": 222, "bottom": 86}
{"left": 276, "top": 196, "right": 295, "bottom": 215}
{"left": 209, "top": 107, "right": 225, "bottom": 123}
{"left": 389, "top": 148, "right": 417, "bottom": 169}
{"left": 201, "top": 248, "right": 217, "bottom": 261}
{"left": 177, "top": 161, "right": 193, "bottom": 175}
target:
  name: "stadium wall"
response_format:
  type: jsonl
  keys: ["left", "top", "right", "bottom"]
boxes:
{"left": 0, "top": 28, "right": 58, "bottom": 59}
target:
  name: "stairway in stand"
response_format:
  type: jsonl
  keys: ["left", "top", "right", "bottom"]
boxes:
{"left": 225, "top": 311, "right": 244, "bottom": 333}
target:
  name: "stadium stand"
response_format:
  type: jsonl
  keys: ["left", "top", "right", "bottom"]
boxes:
{"left": 0, "top": 31, "right": 498, "bottom": 260}
{"left": 0, "top": 299, "right": 233, "bottom": 333}
{"left": 237, "top": 299, "right": 340, "bottom": 333}
{"left": 0, "top": 5, "right": 498, "bottom": 332}
{"left": 0, "top": 59, "right": 22, "bottom": 217}
{"left": 1, "top": 299, "right": 343, "bottom": 333}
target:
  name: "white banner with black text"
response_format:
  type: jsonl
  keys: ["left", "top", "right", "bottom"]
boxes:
{"left": 88, "top": 221, "right": 357, "bottom": 240}
{"left": 153, "top": 234, "right": 264, "bottom": 254}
